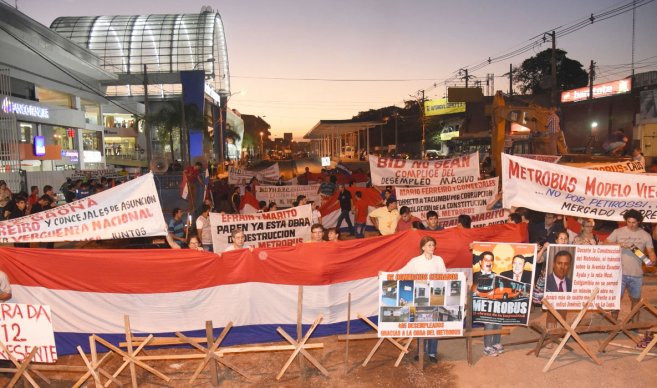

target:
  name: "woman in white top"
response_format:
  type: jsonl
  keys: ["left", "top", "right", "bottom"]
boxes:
{"left": 399, "top": 236, "right": 447, "bottom": 274}
{"left": 398, "top": 236, "right": 446, "bottom": 363}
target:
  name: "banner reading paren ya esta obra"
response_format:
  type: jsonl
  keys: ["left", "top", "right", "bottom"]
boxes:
{"left": 369, "top": 153, "right": 479, "bottom": 186}
{"left": 209, "top": 204, "right": 312, "bottom": 252}
{"left": 396, "top": 177, "right": 498, "bottom": 220}
{"left": 0, "top": 172, "right": 167, "bottom": 242}
{"left": 502, "top": 153, "right": 657, "bottom": 222}
{"left": 255, "top": 184, "right": 321, "bottom": 208}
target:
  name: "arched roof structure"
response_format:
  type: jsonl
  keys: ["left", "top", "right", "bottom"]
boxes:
{"left": 50, "top": 11, "right": 230, "bottom": 96}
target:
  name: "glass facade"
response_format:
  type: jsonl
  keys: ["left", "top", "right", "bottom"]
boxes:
{"left": 50, "top": 12, "right": 231, "bottom": 96}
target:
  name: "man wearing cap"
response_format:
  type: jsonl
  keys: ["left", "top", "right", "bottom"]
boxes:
{"left": 368, "top": 198, "right": 400, "bottom": 236}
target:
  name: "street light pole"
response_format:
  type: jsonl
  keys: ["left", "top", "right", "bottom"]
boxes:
{"left": 259, "top": 131, "right": 264, "bottom": 159}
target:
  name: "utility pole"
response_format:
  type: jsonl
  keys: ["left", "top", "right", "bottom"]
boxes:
{"left": 464, "top": 69, "right": 469, "bottom": 88}
{"left": 143, "top": 64, "right": 152, "bottom": 165}
{"left": 586, "top": 60, "right": 596, "bottom": 153}
{"left": 509, "top": 64, "right": 513, "bottom": 96}
{"left": 550, "top": 31, "right": 557, "bottom": 107}
{"left": 420, "top": 89, "right": 426, "bottom": 158}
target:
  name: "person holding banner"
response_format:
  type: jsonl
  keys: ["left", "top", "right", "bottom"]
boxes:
{"left": 195, "top": 205, "right": 213, "bottom": 252}
{"left": 308, "top": 224, "right": 325, "bottom": 243}
{"left": 425, "top": 211, "right": 444, "bottom": 231}
{"left": 0, "top": 270, "right": 11, "bottom": 301}
{"left": 223, "top": 228, "right": 253, "bottom": 252}
{"left": 398, "top": 236, "right": 446, "bottom": 363}
{"left": 604, "top": 209, "right": 656, "bottom": 321}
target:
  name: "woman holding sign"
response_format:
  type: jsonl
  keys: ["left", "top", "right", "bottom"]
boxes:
{"left": 398, "top": 236, "right": 446, "bottom": 363}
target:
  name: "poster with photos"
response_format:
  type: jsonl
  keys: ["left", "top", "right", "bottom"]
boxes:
{"left": 472, "top": 242, "right": 536, "bottom": 325}
{"left": 543, "top": 244, "right": 621, "bottom": 310}
{"left": 378, "top": 272, "right": 466, "bottom": 338}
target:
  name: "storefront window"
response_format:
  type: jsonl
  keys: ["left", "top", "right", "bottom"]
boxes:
{"left": 81, "top": 98, "right": 100, "bottom": 125}
{"left": 49, "top": 126, "right": 77, "bottom": 150}
{"left": 103, "top": 114, "right": 137, "bottom": 129}
{"left": 36, "top": 87, "right": 72, "bottom": 109}
{"left": 19, "top": 123, "right": 34, "bottom": 143}
{"left": 82, "top": 129, "right": 103, "bottom": 152}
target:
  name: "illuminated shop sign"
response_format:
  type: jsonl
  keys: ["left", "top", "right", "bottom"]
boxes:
{"left": 560, "top": 78, "right": 631, "bottom": 103}
{"left": 1, "top": 96, "right": 50, "bottom": 119}
{"left": 61, "top": 150, "right": 79, "bottom": 162}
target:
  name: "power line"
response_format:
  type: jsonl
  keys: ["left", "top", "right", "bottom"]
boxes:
{"left": 231, "top": 75, "right": 445, "bottom": 82}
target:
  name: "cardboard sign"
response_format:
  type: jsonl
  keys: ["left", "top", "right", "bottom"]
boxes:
{"left": 0, "top": 303, "right": 57, "bottom": 363}
{"left": 396, "top": 177, "right": 498, "bottom": 220}
{"left": 255, "top": 184, "right": 321, "bottom": 208}
{"left": 228, "top": 163, "right": 280, "bottom": 185}
{"left": 0, "top": 173, "right": 167, "bottom": 242}
{"left": 471, "top": 243, "right": 536, "bottom": 325}
{"left": 378, "top": 272, "right": 466, "bottom": 338}
{"left": 210, "top": 204, "right": 312, "bottom": 252}
{"left": 543, "top": 244, "right": 621, "bottom": 310}
{"left": 369, "top": 153, "right": 479, "bottom": 186}
{"left": 502, "top": 153, "right": 657, "bottom": 221}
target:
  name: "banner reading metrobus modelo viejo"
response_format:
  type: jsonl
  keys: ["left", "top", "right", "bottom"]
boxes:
{"left": 255, "top": 185, "right": 321, "bottom": 208}
{"left": 472, "top": 242, "right": 536, "bottom": 325}
{"left": 0, "top": 172, "right": 167, "bottom": 242}
{"left": 396, "top": 177, "right": 498, "bottom": 220}
{"left": 502, "top": 153, "right": 657, "bottom": 221}
{"left": 378, "top": 272, "right": 466, "bottom": 338}
{"left": 369, "top": 153, "right": 479, "bottom": 186}
{"left": 209, "top": 204, "right": 312, "bottom": 252}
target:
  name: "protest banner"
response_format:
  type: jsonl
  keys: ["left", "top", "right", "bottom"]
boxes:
{"left": 369, "top": 153, "right": 479, "bottom": 186}
{"left": 471, "top": 243, "right": 536, "bottom": 325}
{"left": 228, "top": 163, "right": 280, "bottom": 185}
{"left": 209, "top": 204, "right": 312, "bottom": 252}
{"left": 0, "top": 303, "right": 57, "bottom": 363}
{"left": 255, "top": 184, "right": 321, "bottom": 208}
{"left": 502, "top": 153, "right": 657, "bottom": 221}
{"left": 437, "top": 209, "right": 507, "bottom": 229}
{"left": 378, "top": 272, "right": 466, "bottom": 338}
{"left": 396, "top": 177, "right": 498, "bottom": 220}
{"left": 578, "top": 160, "right": 645, "bottom": 174}
{"left": 0, "top": 172, "right": 166, "bottom": 242}
{"left": 543, "top": 244, "right": 621, "bottom": 310}
{"left": 516, "top": 154, "right": 562, "bottom": 164}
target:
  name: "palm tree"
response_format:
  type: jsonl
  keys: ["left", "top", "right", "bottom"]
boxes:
{"left": 150, "top": 101, "right": 209, "bottom": 165}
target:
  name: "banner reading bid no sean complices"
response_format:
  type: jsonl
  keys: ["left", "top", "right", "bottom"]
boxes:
{"left": 502, "top": 153, "right": 657, "bottom": 222}
{"left": 0, "top": 173, "right": 167, "bottom": 242}
{"left": 369, "top": 153, "right": 479, "bottom": 186}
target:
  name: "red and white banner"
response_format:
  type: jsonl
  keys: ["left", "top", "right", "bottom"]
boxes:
{"left": 396, "top": 178, "right": 498, "bottom": 220}
{"left": 228, "top": 163, "right": 280, "bottom": 185}
{"left": 543, "top": 244, "right": 621, "bottom": 310}
{"left": 255, "top": 185, "right": 321, "bottom": 208}
{"left": 582, "top": 160, "right": 645, "bottom": 174}
{"left": 210, "top": 204, "right": 312, "bottom": 252}
{"left": 0, "top": 173, "right": 167, "bottom": 242}
{"left": 369, "top": 153, "right": 479, "bottom": 186}
{"left": 378, "top": 272, "right": 466, "bottom": 337}
{"left": 0, "top": 303, "right": 57, "bottom": 362}
{"left": 502, "top": 153, "right": 657, "bottom": 222}
{"left": 437, "top": 209, "right": 508, "bottom": 229}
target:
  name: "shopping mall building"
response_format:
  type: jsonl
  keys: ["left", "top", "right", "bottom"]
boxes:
{"left": 0, "top": 3, "right": 241, "bottom": 190}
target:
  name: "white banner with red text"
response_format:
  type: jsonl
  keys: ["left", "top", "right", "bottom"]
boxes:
{"left": 502, "top": 153, "right": 657, "bottom": 222}
{"left": 369, "top": 153, "right": 480, "bottom": 186}
{"left": 210, "top": 204, "right": 312, "bottom": 252}
{"left": 378, "top": 272, "right": 466, "bottom": 338}
{"left": 0, "top": 172, "right": 167, "bottom": 242}
{"left": 396, "top": 177, "right": 498, "bottom": 221}
{"left": 255, "top": 185, "right": 321, "bottom": 208}
{"left": 0, "top": 303, "right": 57, "bottom": 362}
{"left": 437, "top": 209, "right": 508, "bottom": 229}
{"left": 228, "top": 163, "right": 280, "bottom": 185}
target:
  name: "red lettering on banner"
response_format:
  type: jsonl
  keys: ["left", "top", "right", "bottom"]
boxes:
{"left": 584, "top": 177, "right": 631, "bottom": 197}
{"left": 636, "top": 183, "right": 657, "bottom": 199}
{"left": 27, "top": 305, "right": 51, "bottom": 323}
{"left": 507, "top": 159, "right": 576, "bottom": 192}
{"left": 377, "top": 157, "right": 406, "bottom": 168}
{"left": 1, "top": 304, "right": 23, "bottom": 319}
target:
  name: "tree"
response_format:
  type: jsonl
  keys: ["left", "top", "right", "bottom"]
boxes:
{"left": 513, "top": 49, "right": 588, "bottom": 95}
{"left": 150, "top": 101, "right": 209, "bottom": 164}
